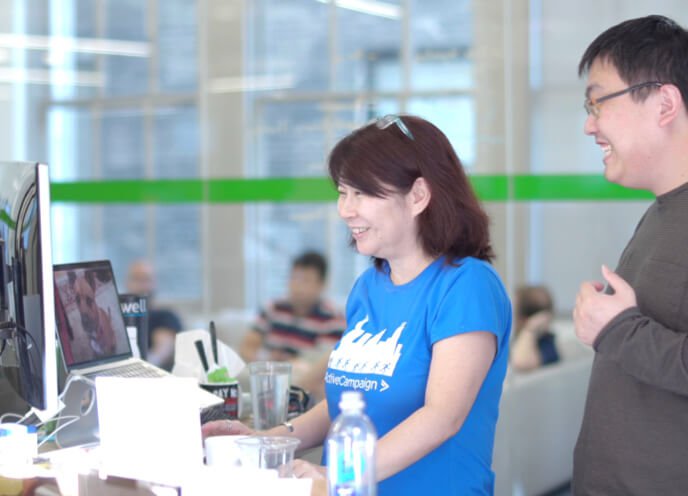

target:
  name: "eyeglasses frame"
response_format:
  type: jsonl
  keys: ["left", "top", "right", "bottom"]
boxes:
{"left": 584, "top": 81, "right": 664, "bottom": 118}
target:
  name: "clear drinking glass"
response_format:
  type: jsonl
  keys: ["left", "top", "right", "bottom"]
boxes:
{"left": 248, "top": 361, "right": 292, "bottom": 430}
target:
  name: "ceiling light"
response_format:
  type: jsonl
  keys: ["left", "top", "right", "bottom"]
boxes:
{"left": 0, "top": 33, "right": 149, "bottom": 57}
{"left": 315, "top": 0, "right": 401, "bottom": 20}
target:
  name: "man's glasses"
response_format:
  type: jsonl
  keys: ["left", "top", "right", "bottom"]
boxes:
{"left": 375, "top": 114, "right": 415, "bottom": 140}
{"left": 584, "top": 81, "right": 663, "bottom": 118}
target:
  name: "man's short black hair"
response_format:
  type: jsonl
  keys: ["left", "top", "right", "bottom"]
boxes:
{"left": 578, "top": 15, "right": 688, "bottom": 108}
{"left": 292, "top": 251, "right": 327, "bottom": 281}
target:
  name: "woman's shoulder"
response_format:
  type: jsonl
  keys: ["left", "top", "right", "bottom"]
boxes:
{"left": 444, "top": 256, "right": 498, "bottom": 278}
{"left": 439, "top": 257, "right": 507, "bottom": 294}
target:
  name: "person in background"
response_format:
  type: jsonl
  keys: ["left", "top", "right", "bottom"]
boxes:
{"left": 510, "top": 285, "right": 560, "bottom": 372}
{"left": 126, "top": 260, "right": 183, "bottom": 371}
{"left": 573, "top": 15, "right": 688, "bottom": 495}
{"left": 239, "top": 251, "right": 345, "bottom": 399}
{"left": 205, "top": 115, "right": 512, "bottom": 495}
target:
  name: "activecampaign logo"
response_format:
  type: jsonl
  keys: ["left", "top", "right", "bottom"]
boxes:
{"left": 325, "top": 372, "right": 390, "bottom": 392}
{"left": 328, "top": 315, "right": 405, "bottom": 377}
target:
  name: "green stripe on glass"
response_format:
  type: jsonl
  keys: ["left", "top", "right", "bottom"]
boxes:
{"left": 51, "top": 179, "right": 204, "bottom": 203}
{"left": 512, "top": 175, "right": 653, "bottom": 201}
{"left": 49, "top": 175, "right": 654, "bottom": 204}
{"left": 208, "top": 178, "right": 336, "bottom": 203}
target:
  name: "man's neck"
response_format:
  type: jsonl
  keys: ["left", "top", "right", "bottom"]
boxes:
{"left": 291, "top": 301, "right": 317, "bottom": 317}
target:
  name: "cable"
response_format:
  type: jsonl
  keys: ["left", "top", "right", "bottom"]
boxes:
{"left": 36, "top": 415, "right": 80, "bottom": 449}
{"left": 0, "top": 320, "right": 43, "bottom": 390}
{"left": 0, "top": 412, "right": 25, "bottom": 423}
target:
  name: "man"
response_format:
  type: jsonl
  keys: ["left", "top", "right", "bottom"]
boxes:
{"left": 239, "top": 251, "right": 345, "bottom": 399}
{"left": 573, "top": 15, "right": 688, "bottom": 495}
{"left": 127, "top": 260, "right": 183, "bottom": 371}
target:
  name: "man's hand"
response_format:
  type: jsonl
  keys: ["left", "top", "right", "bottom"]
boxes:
{"left": 574, "top": 265, "right": 637, "bottom": 346}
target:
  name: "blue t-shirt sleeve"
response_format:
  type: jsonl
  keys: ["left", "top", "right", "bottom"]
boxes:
{"left": 429, "top": 261, "right": 511, "bottom": 356}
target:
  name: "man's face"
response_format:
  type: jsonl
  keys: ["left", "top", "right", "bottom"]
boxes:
{"left": 73, "top": 275, "right": 99, "bottom": 335}
{"left": 583, "top": 59, "right": 660, "bottom": 191}
{"left": 288, "top": 266, "right": 324, "bottom": 309}
{"left": 127, "top": 262, "right": 155, "bottom": 296}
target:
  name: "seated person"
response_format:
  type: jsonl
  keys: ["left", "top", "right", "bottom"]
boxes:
{"left": 126, "top": 260, "right": 183, "bottom": 372}
{"left": 510, "top": 285, "right": 560, "bottom": 372}
{"left": 239, "top": 251, "right": 345, "bottom": 399}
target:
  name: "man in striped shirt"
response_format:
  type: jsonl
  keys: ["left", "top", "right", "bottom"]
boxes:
{"left": 240, "top": 251, "right": 345, "bottom": 364}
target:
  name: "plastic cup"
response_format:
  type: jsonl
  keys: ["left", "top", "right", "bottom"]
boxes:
{"left": 235, "top": 436, "right": 300, "bottom": 477}
{"left": 249, "top": 361, "right": 291, "bottom": 430}
{"left": 204, "top": 435, "right": 247, "bottom": 467}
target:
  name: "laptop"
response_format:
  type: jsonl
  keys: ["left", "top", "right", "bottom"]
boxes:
{"left": 53, "top": 260, "right": 220, "bottom": 407}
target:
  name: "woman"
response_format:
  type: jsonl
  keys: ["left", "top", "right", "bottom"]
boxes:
{"left": 204, "top": 115, "right": 511, "bottom": 495}
{"left": 510, "top": 285, "right": 560, "bottom": 372}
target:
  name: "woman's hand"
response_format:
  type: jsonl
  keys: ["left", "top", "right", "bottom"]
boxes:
{"left": 292, "top": 459, "right": 326, "bottom": 479}
{"left": 201, "top": 419, "right": 255, "bottom": 439}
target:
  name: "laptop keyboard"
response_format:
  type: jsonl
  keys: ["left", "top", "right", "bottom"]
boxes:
{"left": 85, "top": 362, "right": 168, "bottom": 379}
{"left": 200, "top": 402, "right": 234, "bottom": 424}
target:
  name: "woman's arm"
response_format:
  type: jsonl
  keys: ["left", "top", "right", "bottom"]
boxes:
{"left": 202, "top": 398, "right": 332, "bottom": 452}
{"left": 375, "top": 330, "right": 496, "bottom": 481}
{"left": 267, "top": 399, "right": 332, "bottom": 450}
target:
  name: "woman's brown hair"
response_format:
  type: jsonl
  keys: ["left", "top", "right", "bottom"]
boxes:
{"left": 328, "top": 115, "right": 494, "bottom": 268}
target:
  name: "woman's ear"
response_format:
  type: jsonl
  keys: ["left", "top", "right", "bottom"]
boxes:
{"left": 409, "top": 177, "right": 431, "bottom": 216}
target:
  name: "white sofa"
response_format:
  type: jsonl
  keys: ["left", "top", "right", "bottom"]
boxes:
{"left": 493, "top": 325, "right": 593, "bottom": 496}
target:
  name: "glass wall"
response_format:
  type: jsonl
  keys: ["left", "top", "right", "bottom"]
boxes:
{"left": 1, "top": 0, "right": 686, "bottom": 318}
{"left": 244, "top": 0, "right": 475, "bottom": 307}
{"left": 528, "top": 0, "right": 687, "bottom": 307}
{"left": 6, "top": 0, "right": 202, "bottom": 301}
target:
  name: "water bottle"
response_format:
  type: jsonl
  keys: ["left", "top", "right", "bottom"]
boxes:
{"left": 326, "top": 391, "right": 377, "bottom": 496}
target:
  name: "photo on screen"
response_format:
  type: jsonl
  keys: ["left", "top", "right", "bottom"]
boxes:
{"left": 54, "top": 267, "right": 130, "bottom": 366}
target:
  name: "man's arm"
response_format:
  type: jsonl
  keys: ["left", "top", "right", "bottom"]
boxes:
{"left": 594, "top": 308, "right": 688, "bottom": 396}
{"left": 575, "top": 264, "right": 688, "bottom": 396}
{"left": 293, "top": 351, "right": 330, "bottom": 402}
{"left": 239, "top": 329, "right": 263, "bottom": 362}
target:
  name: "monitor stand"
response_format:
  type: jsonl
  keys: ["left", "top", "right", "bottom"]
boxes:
{"left": 55, "top": 374, "right": 100, "bottom": 449}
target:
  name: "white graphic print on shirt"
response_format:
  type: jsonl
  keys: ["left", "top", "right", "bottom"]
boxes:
{"left": 327, "top": 315, "right": 405, "bottom": 377}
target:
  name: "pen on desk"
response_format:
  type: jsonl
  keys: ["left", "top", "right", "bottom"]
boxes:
{"left": 194, "top": 339, "right": 210, "bottom": 372}
{"left": 210, "top": 320, "right": 218, "bottom": 366}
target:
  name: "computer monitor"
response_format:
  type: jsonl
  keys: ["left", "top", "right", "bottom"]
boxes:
{"left": 0, "top": 161, "right": 58, "bottom": 414}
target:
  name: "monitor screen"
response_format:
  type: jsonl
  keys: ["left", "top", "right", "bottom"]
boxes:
{"left": 0, "top": 162, "right": 58, "bottom": 414}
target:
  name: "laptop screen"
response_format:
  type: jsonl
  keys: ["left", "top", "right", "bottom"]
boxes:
{"left": 54, "top": 260, "right": 132, "bottom": 370}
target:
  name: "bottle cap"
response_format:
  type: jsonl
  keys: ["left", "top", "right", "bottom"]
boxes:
{"left": 339, "top": 390, "right": 365, "bottom": 411}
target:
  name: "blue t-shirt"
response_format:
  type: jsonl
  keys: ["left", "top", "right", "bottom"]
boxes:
{"left": 324, "top": 257, "right": 511, "bottom": 495}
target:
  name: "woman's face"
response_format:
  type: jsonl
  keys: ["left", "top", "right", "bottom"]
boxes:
{"left": 336, "top": 182, "right": 420, "bottom": 262}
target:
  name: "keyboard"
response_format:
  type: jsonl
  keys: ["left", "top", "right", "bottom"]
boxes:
{"left": 200, "top": 402, "right": 235, "bottom": 424}
{"left": 85, "top": 361, "right": 168, "bottom": 379}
